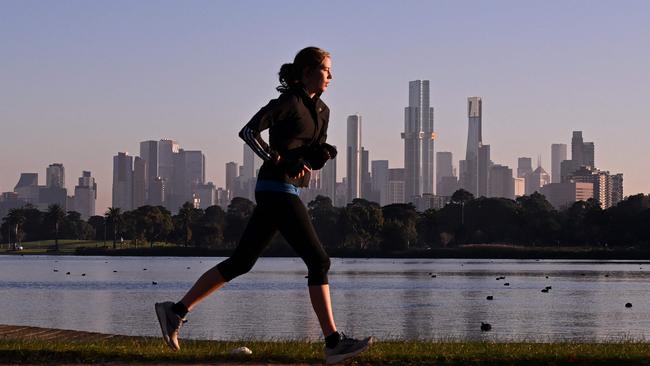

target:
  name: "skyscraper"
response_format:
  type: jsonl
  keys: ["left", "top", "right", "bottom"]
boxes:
{"left": 478, "top": 144, "right": 491, "bottom": 197}
{"left": 225, "top": 162, "right": 238, "bottom": 193}
{"left": 242, "top": 143, "right": 261, "bottom": 181}
{"left": 46, "top": 163, "right": 65, "bottom": 188}
{"left": 371, "top": 160, "right": 389, "bottom": 206}
{"left": 321, "top": 153, "right": 337, "bottom": 202}
{"left": 361, "top": 147, "right": 371, "bottom": 200}
{"left": 402, "top": 80, "right": 435, "bottom": 200}
{"left": 158, "top": 139, "right": 179, "bottom": 205}
{"left": 551, "top": 144, "right": 567, "bottom": 183}
{"left": 571, "top": 131, "right": 584, "bottom": 167}
{"left": 517, "top": 157, "right": 532, "bottom": 178}
{"left": 488, "top": 164, "right": 514, "bottom": 199}
{"left": 461, "top": 96, "right": 482, "bottom": 196}
{"left": 436, "top": 152, "right": 453, "bottom": 194}
{"left": 74, "top": 171, "right": 96, "bottom": 220}
{"left": 139, "top": 140, "right": 158, "bottom": 203}
{"left": 112, "top": 152, "right": 133, "bottom": 210}
{"left": 388, "top": 168, "right": 406, "bottom": 204}
{"left": 133, "top": 156, "right": 147, "bottom": 209}
{"left": 583, "top": 142, "right": 595, "bottom": 168}
{"left": 346, "top": 114, "right": 362, "bottom": 202}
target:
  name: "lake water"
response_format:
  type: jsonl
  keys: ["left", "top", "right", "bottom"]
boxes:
{"left": 1, "top": 255, "right": 650, "bottom": 342}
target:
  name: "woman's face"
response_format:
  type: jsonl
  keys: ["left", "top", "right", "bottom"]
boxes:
{"left": 302, "top": 56, "right": 332, "bottom": 95}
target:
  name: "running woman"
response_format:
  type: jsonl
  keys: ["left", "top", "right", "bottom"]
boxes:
{"left": 155, "top": 46, "right": 372, "bottom": 364}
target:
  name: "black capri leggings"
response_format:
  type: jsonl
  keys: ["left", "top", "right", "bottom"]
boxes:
{"left": 217, "top": 191, "right": 331, "bottom": 285}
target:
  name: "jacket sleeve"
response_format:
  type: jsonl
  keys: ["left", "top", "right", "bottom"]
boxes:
{"left": 238, "top": 96, "right": 294, "bottom": 162}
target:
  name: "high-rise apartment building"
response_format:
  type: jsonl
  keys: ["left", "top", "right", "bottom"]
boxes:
{"left": 488, "top": 165, "right": 514, "bottom": 199}
{"left": 551, "top": 144, "right": 567, "bottom": 183}
{"left": 371, "top": 160, "right": 389, "bottom": 206}
{"left": 361, "top": 147, "right": 372, "bottom": 200}
{"left": 517, "top": 157, "right": 533, "bottom": 178}
{"left": 14, "top": 173, "right": 39, "bottom": 205}
{"left": 478, "top": 144, "right": 491, "bottom": 197}
{"left": 112, "top": 152, "right": 133, "bottom": 210}
{"left": 74, "top": 171, "right": 96, "bottom": 220}
{"left": 402, "top": 80, "right": 435, "bottom": 200}
{"left": 139, "top": 140, "right": 158, "bottom": 203}
{"left": 461, "top": 97, "right": 482, "bottom": 196}
{"left": 225, "top": 162, "right": 238, "bottom": 194}
{"left": 46, "top": 163, "right": 65, "bottom": 188}
{"left": 321, "top": 153, "right": 337, "bottom": 202}
{"left": 387, "top": 168, "right": 406, "bottom": 204}
{"left": 346, "top": 114, "right": 362, "bottom": 202}
{"left": 133, "top": 157, "right": 147, "bottom": 209}
{"left": 436, "top": 152, "right": 453, "bottom": 194}
{"left": 158, "top": 139, "right": 179, "bottom": 205}
{"left": 540, "top": 182, "right": 594, "bottom": 209}
{"left": 242, "top": 144, "right": 261, "bottom": 181}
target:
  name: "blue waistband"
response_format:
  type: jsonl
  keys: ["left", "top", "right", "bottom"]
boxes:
{"left": 255, "top": 180, "right": 301, "bottom": 196}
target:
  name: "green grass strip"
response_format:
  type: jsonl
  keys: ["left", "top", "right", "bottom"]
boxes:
{"left": 3, "top": 338, "right": 650, "bottom": 365}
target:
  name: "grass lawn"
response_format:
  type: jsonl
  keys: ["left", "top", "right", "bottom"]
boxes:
{"left": 2, "top": 338, "right": 650, "bottom": 365}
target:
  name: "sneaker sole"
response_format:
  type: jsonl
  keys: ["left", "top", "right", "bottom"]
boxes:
{"left": 325, "top": 341, "right": 370, "bottom": 364}
{"left": 154, "top": 303, "right": 179, "bottom": 351}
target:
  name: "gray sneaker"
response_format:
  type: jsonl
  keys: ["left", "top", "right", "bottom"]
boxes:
{"left": 154, "top": 301, "right": 185, "bottom": 351}
{"left": 324, "top": 333, "right": 373, "bottom": 364}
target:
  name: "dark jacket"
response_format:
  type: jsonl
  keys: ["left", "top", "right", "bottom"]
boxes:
{"left": 239, "top": 88, "right": 331, "bottom": 187}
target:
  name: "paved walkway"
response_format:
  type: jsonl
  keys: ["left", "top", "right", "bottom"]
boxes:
{"left": 0, "top": 324, "right": 132, "bottom": 343}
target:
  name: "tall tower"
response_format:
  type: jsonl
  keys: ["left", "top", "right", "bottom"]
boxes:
{"left": 46, "top": 163, "right": 65, "bottom": 188}
{"left": 321, "top": 151, "right": 337, "bottom": 202}
{"left": 346, "top": 114, "right": 362, "bottom": 202}
{"left": 74, "top": 171, "right": 96, "bottom": 220}
{"left": 551, "top": 144, "right": 567, "bottom": 183}
{"left": 571, "top": 131, "right": 584, "bottom": 167}
{"left": 112, "top": 152, "right": 133, "bottom": 211}
{"left": 139, "top": 140, "right": 158, "bottom": 203}
{"left": 462, "top": 96, "right": 482, "bottom": 196}
{"left": 402, "top": 80, "right": 435, "bottom": 201}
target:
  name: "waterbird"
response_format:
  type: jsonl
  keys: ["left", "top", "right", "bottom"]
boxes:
{"left": 486, "top": 296, "right": 494, "bottom": 300}
{"left": 546, "top": 286, "right": 552, "bottom": 290}
{"left": 187, "top": 267, "right": 191, "bottom": 269}
{"left": 66, "top": 272, "right": 70, "bottom": 275}
{"left": 480, "top": 322, "right": 492, "bottom": 331}
{"left": 81, "top": 273, "right": 86, "bottom": 276}
{"left": 431, "top": 275, "right": 437, "bottom": 278}
{"left": 113, "top": 270, "right": 117, "bottom": 273}
{"left": 541, "top": 288, "right": 549, "bottom": 293}
{"left": 53, "top": 269, "right": 58, "bottom": 272}
{"left": 504, "top": 282, "right": 510, "bottom": 286}
{"left": 626, "top": 303, "right": 633, "bottom": 308}
{"left": 152, "top": 281, "right": 158, "bottom": 285}
{"left": 143, "top": 268, "right": 147, "bottom": 271}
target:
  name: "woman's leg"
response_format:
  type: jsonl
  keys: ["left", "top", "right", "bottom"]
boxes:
{"left": 308, "top": 284, "right": 337, "bottom": 336}
{"left": 276, "top": 194, "right": 337, "bottom": 337}
{"left": 179, "top": 265, "right": 227, "bottom": 311}
{"left": 180, "top": 200, "right": 278, "bottom": 311}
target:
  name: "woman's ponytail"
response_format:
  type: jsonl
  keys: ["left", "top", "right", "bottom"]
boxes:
{"left": 277, "top": 63, "right": 299, "bottom": 93}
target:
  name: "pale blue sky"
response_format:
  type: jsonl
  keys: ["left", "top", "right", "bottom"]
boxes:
{"left": 1, "top": 0, "right": 649, "bottom": 212}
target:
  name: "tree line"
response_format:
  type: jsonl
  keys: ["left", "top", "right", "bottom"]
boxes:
{"left": 2, "top": 189, "right": 650, "bottom": 251}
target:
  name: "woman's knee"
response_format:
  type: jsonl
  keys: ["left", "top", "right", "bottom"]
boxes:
{"left": 217, "top": 256, "right": 256, "bottom": 281}
{"left": 306, "top": 254, "right": 331, "bottom": 285}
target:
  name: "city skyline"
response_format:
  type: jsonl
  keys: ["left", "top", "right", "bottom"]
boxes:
{"left": 2, "top": 1, "right": 649, "bottom": 211}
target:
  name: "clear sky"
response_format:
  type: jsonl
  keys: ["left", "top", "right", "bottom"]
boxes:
{"left": 1, "top": 0, "right": 649, "bottom": 213}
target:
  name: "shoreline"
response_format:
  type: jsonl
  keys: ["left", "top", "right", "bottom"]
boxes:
{"left": 3, "top": 244, "right": 650, "bottom": 260}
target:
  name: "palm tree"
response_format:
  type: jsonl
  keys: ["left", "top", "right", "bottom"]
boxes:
{"left": 45, "top": 204, "right": 65, "bottom": 251}
{"left": 177, "top": 202, "right": 195, "bottom": 247}
{"left": 6, "top": 208, "right": 26, "bottom": 250}
{"left": 105, "top": 207, "right": 122, "bottom": 249}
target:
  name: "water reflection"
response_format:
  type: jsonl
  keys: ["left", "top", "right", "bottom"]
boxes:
{"left": 1, "top": 256, "right": 650, "bottom": 341}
